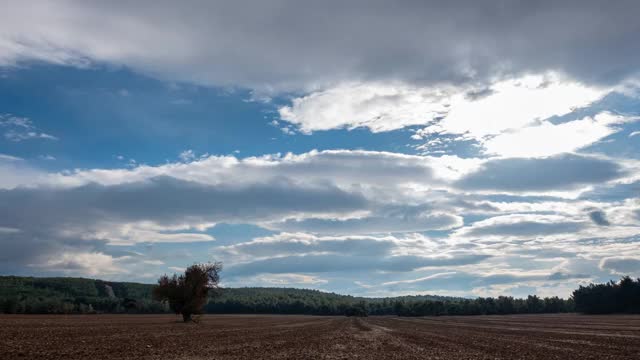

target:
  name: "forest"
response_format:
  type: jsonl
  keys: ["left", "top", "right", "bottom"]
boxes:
{"left": 1, "top": 275, "right": 638, "bottom": 316}
{"left": 572, "top": 276, "right": 640, "bottom": 314}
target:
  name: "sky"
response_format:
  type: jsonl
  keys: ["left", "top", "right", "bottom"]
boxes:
{"left": 1, "top": 0, "right": 639, "bottom": 298}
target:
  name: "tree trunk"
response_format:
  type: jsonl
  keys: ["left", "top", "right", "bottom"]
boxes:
{"left": 182, "top": 312, "right": 192, "bottom": 322}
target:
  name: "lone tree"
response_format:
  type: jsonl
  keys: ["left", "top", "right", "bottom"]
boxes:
{"left": 153, "top": 262, "right": 222, "bottom": 322}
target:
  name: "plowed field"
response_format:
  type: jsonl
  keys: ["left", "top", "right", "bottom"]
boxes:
{"left": 1, "top": 314, "right": 639, "bottom": 359}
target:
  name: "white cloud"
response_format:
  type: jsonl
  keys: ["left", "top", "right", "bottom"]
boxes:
{"left": 75, "top": 221, "right": 216, "bottom": 246}
{"left": 34, "top": 252, "right": 128, "bottom": 276}
{"left": 422, "top": 74, "right": 607, "bottom": 139}
{"left": 278, "top": 74, "right": 608, "bottom": 138}
{"left": 483, "top": 112, "right": 637, "bottom": 157}
{"left": 178, "top": 149, "right": 196, "bottom": 162}
{"left": 38, "top": 154, "right": 56, "bottom": 161}
{"left": 5, "top": 130, "right": 58, "bottom": 142}
{"left": 0, "top": 153, "right": 22, "bottom": 161}
{"left": 0, "top": 154, "right": 50, "bottom": 189}
{"left": 0, "top": 114, "right": 58, "bottom": 142}
{"left": 251, "top": 274, "right": 328, "bottom": 285}
{"left": 279, "top": 82, "right": 450, "bottom": 133}
{"left": 0, "top": 226, "right": 20, "bottom": 234}
{"left": 267, "top": 208, "right": 463, "bottom": 235}
{"left": 142, "top": 259, "right": 165, "bottom": 266}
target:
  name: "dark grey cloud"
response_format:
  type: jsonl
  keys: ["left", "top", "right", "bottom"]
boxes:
{"left": 2, "top": 1, "right": 639, "bottom": 90}
{"left": 226, "top": 253, "right": 491, "bottom": 277}
{"left": 455, "top": 154, "right": 625, "bottom": 192}
{"left": 588, "top": 210, "right": 611, "bottom": 226}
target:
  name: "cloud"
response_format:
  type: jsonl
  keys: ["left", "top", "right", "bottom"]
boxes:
{"left": 178, "top": 149, "right": 196, "bottom": 162}
{"left": 588, "top": 210, "right": 611, "bottom": 226}
{"left": 0, "top": 153, "right": 22, "bottom": 161}
{"left": 456, "top": 214, "right": 587, "bottom": 238}
{"left": 251, "top": 274, "right": 328, "bottom": 286}
{"left": 226, "top": 253, "right": 490, "bottom": 277}
{"left": 26, "top": 150, "right": 438, "bottom": 191}
{"left": 0, "top": 170, "right": 373, "bottom": 273}
{"left": 0, "top": 146, "right": 637, "bottom": 290}
{"left": 455, "top": 154, "right": 625, "bottom": 192}
{"left": 0, "top": 149, "right": 468, "bottom": 274}
{"left": 4, "top": 130, "right": 58, "bottom": 142}
{"left": 2, "top": 1, "right": 640, "bottom": 91}
{"left": 219, "top": 231, "right": 491, "bottom": 278}
{"left": 278, "top": 74, "right": 609, "bottom": 136}
{"left": 38, "top": 154, "right": 56, "bottom": 161}
{"left": 482, "top": 112, "right": 637, "bottom": 157}
{"left": 33, "top": 251, "right": 128, "bottom": 276}
{"left": 418, "top": 74, "right": 607, "bottom": 138}
{"left": 0, "top": 155, "right": 50, "bottom": 189}
{"left": 599, "top": 257, "right": 640, "bottom": 275}
{"left": 370, "top": 270, "right": 590, "bottom": 294}
{"left": 267, "top": 206, "right": 462, "bottom": 235}
{"left": 0, "top": 226, "right": 20, "bottom": 234}
{"left": 0, "top": 114, "right": 57, "bottom": 142}
{"left": 278, "top": 82, "right": 450, "bottom": 133}
{"left": 0, "top": 175, "right": 368, "bottom": 237}
{"left": 220, "top": 232, "right": 397, "bottom": 259}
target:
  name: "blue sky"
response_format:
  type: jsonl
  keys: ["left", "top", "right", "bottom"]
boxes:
{"left": 1, "top": 1, "right": 640, "bottom": 298}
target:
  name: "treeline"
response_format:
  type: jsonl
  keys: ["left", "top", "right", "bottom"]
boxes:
{"left": 1, "top": 275, "right": 637, "bottom": 316}
{"left": 0, "top": 276, "right": 168, "bottom": 314}
{"left": 573, "top": 276, "right": 640, "bottom": 314}
{"left": 207, "top": 292, "right": 573, "bottom": 316}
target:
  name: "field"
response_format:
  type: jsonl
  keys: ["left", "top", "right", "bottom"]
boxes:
{"left": 1, "top": 314, "right": 639, "bottom": 359}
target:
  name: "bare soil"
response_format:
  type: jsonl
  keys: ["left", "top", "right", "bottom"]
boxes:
{"left": 1, "top": 314, "right": 639, "bottom": 359}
